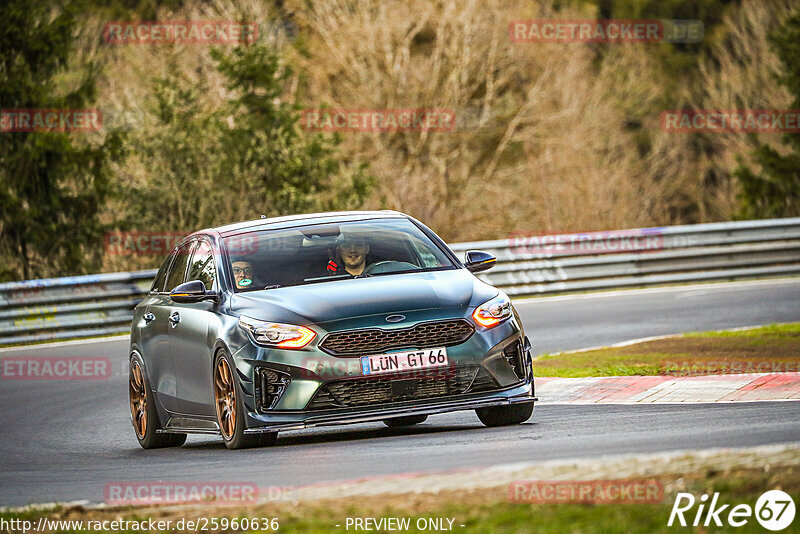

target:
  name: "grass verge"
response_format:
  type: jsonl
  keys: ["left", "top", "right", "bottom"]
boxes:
{"left": 534, "top": 323, "right": 800, "bottom": 378}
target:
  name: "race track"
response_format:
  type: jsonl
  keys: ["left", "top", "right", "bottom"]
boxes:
{"left": 1, "top": 278, "right": 799, "bottom": 507}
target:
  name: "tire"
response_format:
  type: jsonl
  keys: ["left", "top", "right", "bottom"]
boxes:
{"left": 383, "top": 415, "right": 428, "bottom": 427}
{"left": 129, "top": 354, "right": 187, "bottom": 449}
{"left": 214, "top": 351, "right": 278, "bottom": 450}
{"left": 476, "top": 401, "right": 534, "bottom": 427}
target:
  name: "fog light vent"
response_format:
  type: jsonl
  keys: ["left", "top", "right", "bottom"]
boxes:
{"left": 257, "top": 368, "right": 290, "bottom": 411}
{"left": 503, "top": 341, "right": 525, "bottom": 381}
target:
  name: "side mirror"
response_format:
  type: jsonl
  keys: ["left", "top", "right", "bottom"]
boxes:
{"left": 464, "top": 250, "right": 496, "bottom": 273}
{"left": 170, "top": 280, "right": 217, "bottom": 303}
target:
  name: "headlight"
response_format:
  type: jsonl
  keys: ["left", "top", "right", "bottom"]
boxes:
{"left": 238, "top": 316, "right": 316, "bottom": 349}
{"left": 472, "top": 293, "right": 512, "bottom": 328}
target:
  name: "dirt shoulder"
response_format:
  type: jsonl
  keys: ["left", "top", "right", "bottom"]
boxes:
{"left": 4, "top": 444, "right": 799, "bottom": 533}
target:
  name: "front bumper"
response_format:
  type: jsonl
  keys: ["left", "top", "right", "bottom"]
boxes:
{"left": 242, "top": 377, "right": 536, "bottom": 433}
{"left": 230, "top": 312, "right": 534, "bottom": 432}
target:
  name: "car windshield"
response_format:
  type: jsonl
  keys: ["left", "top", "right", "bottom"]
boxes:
{"left": 223, "top": 218, "right": 456, "bottom": 291}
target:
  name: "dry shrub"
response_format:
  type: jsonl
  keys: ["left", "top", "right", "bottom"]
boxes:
{"left": 90, "top": 0, "right": 797, "bottom": 258}
{"left": 692, "top": 0, "right": 800, "bottom": 219}
{"left": 287, "top": 0, "right": 706, "bottom": 240}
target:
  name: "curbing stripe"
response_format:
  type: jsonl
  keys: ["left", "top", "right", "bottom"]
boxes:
{"left": 535, "top": 372, "right": 800, "bottom": 404}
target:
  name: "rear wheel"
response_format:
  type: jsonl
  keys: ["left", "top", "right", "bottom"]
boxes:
{"left": 383, "top": 415, "right": 428, "bottom": 427}
{"left": 214, "top": 351, "right": 277, "bottom": 449}
{"left": 129, "top": 356, "right": 186, "bottom": 449}
{"left": 476, "top": 402, "right": 534, "bottom": 427}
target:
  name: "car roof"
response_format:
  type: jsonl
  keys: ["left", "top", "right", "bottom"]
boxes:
{"left": 201, "top": 210, "right": 411, "bottom": 237}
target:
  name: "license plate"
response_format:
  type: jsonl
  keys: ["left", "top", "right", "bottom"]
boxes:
{"left": 360, "top": 347, "right": 448, "bottom": 376}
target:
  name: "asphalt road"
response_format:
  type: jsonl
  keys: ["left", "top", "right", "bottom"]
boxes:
{"left": 517, "top": 278, "right": 800, "bottom": 354}
{"left": 1, "top": 278, "right": 799, "bottom": 507}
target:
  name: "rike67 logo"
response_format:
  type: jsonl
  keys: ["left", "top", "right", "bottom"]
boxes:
{"left": 669, "top": 490, "right": 795, "bottom": 531}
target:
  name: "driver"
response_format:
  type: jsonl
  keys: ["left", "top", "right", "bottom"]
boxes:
{"left": 232, "top": 261, "right": 255, "bottom": 289}
{"left": 326, "top": 233, "right": 370, "bottom": 276}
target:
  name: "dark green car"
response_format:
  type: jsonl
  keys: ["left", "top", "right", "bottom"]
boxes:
{"left": 129, "top": 211, "right": 535, "bottom": 449}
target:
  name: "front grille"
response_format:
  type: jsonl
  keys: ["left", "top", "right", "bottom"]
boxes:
{"left": 306, "top": 365, "right": 498, "bottom": 410}
{"left": 319, "top": 319, "right": 474, "bottom": 356}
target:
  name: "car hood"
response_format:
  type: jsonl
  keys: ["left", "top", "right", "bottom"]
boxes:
{"left": 229, "top": 269, "right": 498, "bottom": 329}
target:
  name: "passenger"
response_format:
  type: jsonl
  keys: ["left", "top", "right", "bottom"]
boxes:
{"left": 326, "top": 234, "right": 370, "bottom": 276}
{"left": 232, "top": 261, "right": 255, "bottom": 289}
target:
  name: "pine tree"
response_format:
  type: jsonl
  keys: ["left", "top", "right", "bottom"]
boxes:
{"left": 0, "top": 0, "right": 122, "bottom": 281}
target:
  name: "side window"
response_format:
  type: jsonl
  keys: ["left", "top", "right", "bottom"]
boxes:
{"left": 165, "top": 241, "right": 196, "bottom": 292}
{"left": 151, "top": 253, "right": 175, "bottom": 293}
{"left": 187, "top": 240, "right": 217, "bottom": 290}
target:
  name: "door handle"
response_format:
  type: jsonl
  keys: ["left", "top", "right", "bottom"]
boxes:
{"left": 169, "top": 311, "right": 181, "bottom": 327}
{"left": 143, "top": 312, "right": 155, "bottom": 324}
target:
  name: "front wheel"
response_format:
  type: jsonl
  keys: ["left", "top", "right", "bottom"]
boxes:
{"left": 476, "top": 402, "right": 534, "bottom": 427}
{"left": 129, "top": 355, "right": 186, "bottom": 449}
{"left": 214, "top": 351, "right": 277, "bottom": 449}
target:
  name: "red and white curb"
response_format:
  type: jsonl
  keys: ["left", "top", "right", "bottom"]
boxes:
{"left": 535, "top": 372, "right": 800, "bottom": 404}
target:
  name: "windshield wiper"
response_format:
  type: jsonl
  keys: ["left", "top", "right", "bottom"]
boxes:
{"left": 263, "top": 284, "right": 282, "bottom": 290}
{"left": 304, "top": 274, "right": 350, "bottom": 282}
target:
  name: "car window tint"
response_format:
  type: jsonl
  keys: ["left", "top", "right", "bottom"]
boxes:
{"left": 222, "top": 218, "right": 455, "bottom": 291}
{"left": 165, "top": 241, "right": 196, "bottom": 292}
{"left": 151, "top": 253, "right": 174, "bottom": 292}
{"left": 187, "top": 240, "right": 216, "bottom": 290}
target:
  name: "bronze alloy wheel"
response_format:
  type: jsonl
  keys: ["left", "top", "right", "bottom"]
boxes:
{"left": 214, "top": 357, "right": 237, "bottom": 440}
{"left": 129, "top": 360, "right": 147, "bottom": 438}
